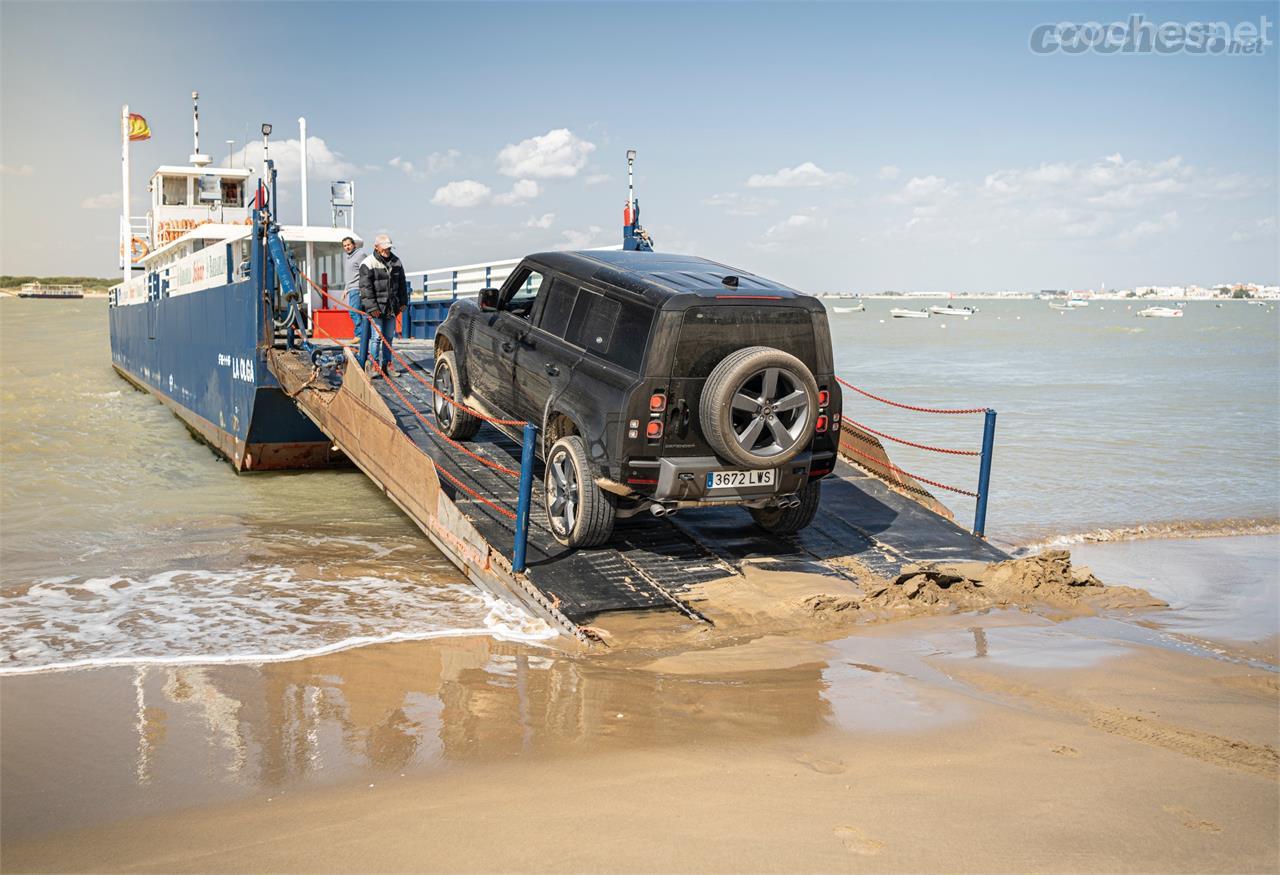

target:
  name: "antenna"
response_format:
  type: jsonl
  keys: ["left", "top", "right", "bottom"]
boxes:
{"left": 627, "top": 149, "right": 636, "bottom": 215}
{"left": 226, "top": 139, "right": 235, "bottom": 168}
{"left": 189, "top": 91, "right": 211, "bottom": 166}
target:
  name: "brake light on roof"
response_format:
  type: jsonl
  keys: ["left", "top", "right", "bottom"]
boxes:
{"left": 646, "top": 421, "right": 664, "bottom": 439}
{"left": 649, "top": 392, "right": 667, "bottom": 413}
{"left": 715, "top": 295, "right": 783, "bottom": 300}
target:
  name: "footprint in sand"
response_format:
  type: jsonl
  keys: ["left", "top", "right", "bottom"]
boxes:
{"left": 1051, "top": 745, "right": 1080, "bottom": 757}
{"left": 795, "top": 753, "right": 846, "bottom": 774}
{"left": 834, "top": 825, "right": 885, "bottom": 855}
{"left": 1162, "top": 805, "right": 1223, "bottom": 833}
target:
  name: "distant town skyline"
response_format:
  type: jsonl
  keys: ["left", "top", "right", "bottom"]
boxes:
{"left": 1, "top": 1, "right": 1276, "bottom": 292}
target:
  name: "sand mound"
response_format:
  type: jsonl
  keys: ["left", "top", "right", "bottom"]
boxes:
{"left": 682, "top": 550, "right": 1165, "bottom": 634}
{"left": 864, "top": 549, "right": 1167, "bottom": 613}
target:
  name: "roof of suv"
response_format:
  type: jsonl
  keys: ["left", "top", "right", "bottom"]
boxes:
{"left": 527, "top": 250, "right": 809, "bottom": 305}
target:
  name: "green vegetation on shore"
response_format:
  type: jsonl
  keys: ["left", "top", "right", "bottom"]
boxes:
{"left": 1, "top": 275, "right": 118, "bottom": 291}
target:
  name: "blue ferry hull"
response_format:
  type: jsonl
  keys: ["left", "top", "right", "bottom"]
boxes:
{"left": 109, "top": 280, "right": 341, "bottom": 471}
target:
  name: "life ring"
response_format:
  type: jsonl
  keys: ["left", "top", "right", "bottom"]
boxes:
{"left": 120, "top": 237, "right": 149, "bottom": 262}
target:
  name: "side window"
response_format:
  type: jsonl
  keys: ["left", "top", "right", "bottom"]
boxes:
{"left": 565, "top": 291, "right": 653, "bottom": 372}
{"left": 504, "top": 269, "right": 544, "bottom": 319}
{"left": 537, "top": 280, "right": 577, "bottom": 337}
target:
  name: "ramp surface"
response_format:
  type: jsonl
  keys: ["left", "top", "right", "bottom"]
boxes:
{"left": 273, "top": 344, "right": 1006, "bottom": 626}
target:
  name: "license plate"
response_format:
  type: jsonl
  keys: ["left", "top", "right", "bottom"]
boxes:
{"left": 706, "top": 469, "right": 776, "bottom": 490}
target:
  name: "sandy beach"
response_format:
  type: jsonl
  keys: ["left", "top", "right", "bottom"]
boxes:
{"left": 4, "top": 555, "right": 1277, "bottom": 874}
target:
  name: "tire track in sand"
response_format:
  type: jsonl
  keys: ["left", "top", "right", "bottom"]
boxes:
{"left": 950, "top": 671, "right": 1279, "bottom": 779}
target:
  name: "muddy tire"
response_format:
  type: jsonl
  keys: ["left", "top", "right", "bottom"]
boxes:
{"left": 433, "top": 351, "right": 482, "bottom": 441}
{"left": 749, "top": 480, "right": 822, "bottom": 535}
{"left": 544, "top": 435, "right": 616, "bottom": 549}
{"left": 700, "top": 346, "right": 819, "bottom": 469}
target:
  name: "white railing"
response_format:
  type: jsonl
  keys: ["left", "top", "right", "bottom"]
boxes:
{"left": 405, "top": 245, "right": 622, "bottom": 300}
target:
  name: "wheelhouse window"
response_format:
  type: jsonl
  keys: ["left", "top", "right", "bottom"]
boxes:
{"left": 220, "top": 179, "right": 243, "bottom": 206}
{"left": 161, "top": 175, "right": 189, "bottom": 205}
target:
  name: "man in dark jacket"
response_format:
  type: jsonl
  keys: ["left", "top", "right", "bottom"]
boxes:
{"left": 357, "top": 234, "right": 408, "bottom": 377}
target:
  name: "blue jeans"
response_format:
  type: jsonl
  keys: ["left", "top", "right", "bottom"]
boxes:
{"left": 346, "top": 288, "right": 365, "bottom": 347}
{"left": 361, "top": 311, "right": 397, "bottom": 370}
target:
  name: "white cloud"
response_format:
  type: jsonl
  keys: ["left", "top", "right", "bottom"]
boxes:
{"left": 526, "top": 212, "right": 556, "bottom": 229}
{"left": 554, "top": 226, "right": 605, "bottom": 250}
{"left": 431, "top": 179, "right": 492, "bottom": 208}
{"left": 747, "top": 161, "right": 849, "bottom": 189}
{"left": 886, "top": 175, "right": 955, "bottom": 205}
{"left": 419, "top": 220, "right": 475, "bottom": 239}
{"left": 982, "top": 155, "right": 1190, "bottom": 210}
{"left": 877, "top": 165, "right": 900, "bottom": 181}
{"left": 492, "top": 179, "right": 540, "bottom": 206}
{"left": 81, "top": 191, "right": 121, "bottom": 209}
{"left": 392, "top": 149, "right": 462, "bottom": 181}
{"left": 757, "top": 214, "right": 827, "bottom": 248}
{"left": 230, "top": 137, "right": 358, "bottom": 185}
{"left": 431, "top": 178, "right": 540, "bottom": 208}
{"left": 703, "top": 192, "right": 779, "bottom": 216}
{"left": 1120, "top": 210, "right": 1180, "bottom": 241}
{"left": 584, "top": 173, "right": 612, "bottom": 186}
{"left": 498, "top": 129, "right": 596, "bottom": 179}
{"left": 1230, "top": 216, "right": 1277, "bottom": 243}
{"left": 389, "top": 156, "right": 421, "bottom": 180}
{"left": 1, "top": 164, "right": 34, "bottom": 177}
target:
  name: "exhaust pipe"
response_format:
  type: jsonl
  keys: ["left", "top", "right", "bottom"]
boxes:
{"left": 777, "top": 494, "right": 801, "bottom": 509}
{"left": 649, "top": 502, "right": 678, "bottom": 518}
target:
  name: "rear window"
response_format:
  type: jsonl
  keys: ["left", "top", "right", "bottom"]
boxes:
{"left": 673, "top": 306, "right": 817, "bottom": 378}
{"left": 566, "top": 289, "right": 653, "bottom": 372}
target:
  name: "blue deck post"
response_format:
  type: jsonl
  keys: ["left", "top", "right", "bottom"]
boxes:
{"left": 973, "top": 408, "right": 997, "bottom": 538}
{"left": 512, "top": 424, "right": 538, "bottom": 574}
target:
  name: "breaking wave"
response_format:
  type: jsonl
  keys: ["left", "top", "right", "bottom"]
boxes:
{"left": 1011, "top": 517, "right": 1280, "bottom": 554}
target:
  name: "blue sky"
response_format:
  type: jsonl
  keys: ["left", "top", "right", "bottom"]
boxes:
{"left": 1, "top": 1, "right": 1275, "bottom": 290}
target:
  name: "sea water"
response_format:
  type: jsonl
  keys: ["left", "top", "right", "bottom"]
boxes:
{"left": 1, "top": 296, "right": 1276, "bottom": 670}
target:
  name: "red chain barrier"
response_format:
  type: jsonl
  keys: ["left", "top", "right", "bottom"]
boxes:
{"left": 298, "top": 272, "right": 527, "bottom": 427}
{"left": 836, "top": 377, "right": 986, "bottom": 415}
{"left": 293, "top": 272, "right": 522, "bottom": 516}
{"left": 841, "top": 417, "right": 980, "bottom": 457}
{"left": 840, "top": 443, "right": 979, "bottom": 498}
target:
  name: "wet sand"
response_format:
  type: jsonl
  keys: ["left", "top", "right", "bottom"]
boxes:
{"left": 4, "top": 567, "right": 1277, "bottom": 874}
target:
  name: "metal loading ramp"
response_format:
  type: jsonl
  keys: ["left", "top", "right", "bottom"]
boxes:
{"left": 269, "top": 345, "right": 1007, "bottom": 636}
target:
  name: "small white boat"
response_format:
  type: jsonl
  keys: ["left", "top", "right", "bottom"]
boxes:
{"left": 890, "top": 308, "right": 930, "bottom": 319}
{"left": 1048, "top": 302, "right": 1074, "bottom": 311}
{"left": 1137, "top": 306, "right": 1183, "bottom": 318}
{"left": 929, "top": 305, "right": 978, "bottom": 316}
{"left": 833, "top": 303, "right": 865, "bottom": 313}
{"left": 1068, "top": 298, "right": 1090, "bottom": 308}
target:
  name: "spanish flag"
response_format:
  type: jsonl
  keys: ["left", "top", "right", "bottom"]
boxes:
{"left": 127, "top": 113, "right": 151, "bottom": 141}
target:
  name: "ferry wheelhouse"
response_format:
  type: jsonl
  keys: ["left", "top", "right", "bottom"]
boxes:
{"left": 109, "top": 97, "right": 360, "bottom": 470}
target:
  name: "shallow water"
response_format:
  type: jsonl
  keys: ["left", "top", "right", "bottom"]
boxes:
{"left": 1, "top": 296, "right": 1277, "bottom": 670}
{"left": 829, "top": 298, "right": 1280, "bottom": 541}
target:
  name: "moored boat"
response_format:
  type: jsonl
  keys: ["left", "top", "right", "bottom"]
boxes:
{"left": 108, "top": 95, "right": 358, "bottom": 471}
{"left": 1137, "top": 306, "right": 1184, "bottom": 318}
{"left": 833, "top": 303, "right": 865, "bottom": 313}
{"left": 890, "top": 307, "right": 930, "bottom": 319}
{"left": 929, "top": 304, "right": 977, "bottom": 316}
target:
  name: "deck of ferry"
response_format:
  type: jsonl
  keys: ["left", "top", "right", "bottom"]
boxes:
{"left": 271, "top": 342, "right": 1007, "bottom": 628}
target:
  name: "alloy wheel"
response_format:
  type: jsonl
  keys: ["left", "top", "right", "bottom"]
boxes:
{"left": 728, "top": 367, "right": 811, "bottom": 457}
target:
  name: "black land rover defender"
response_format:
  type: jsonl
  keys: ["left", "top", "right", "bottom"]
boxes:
{"left": 432, "top": 251, "right": 841, "bottom": 548}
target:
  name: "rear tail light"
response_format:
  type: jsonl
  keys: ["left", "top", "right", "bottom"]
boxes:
{"left": 817, "top": 388, "right": 830, "bottom": 407}
{"left": 646, "top": 421, "right": 664, "bottom": 439}
{"left": 815, "top": 414, "right": 828, "bottom": 433}
{"left": 649, "top": 392, "right": 667, "bottom": 413}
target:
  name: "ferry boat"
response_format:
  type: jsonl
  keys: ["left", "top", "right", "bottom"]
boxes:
{"left": 108, "top": 96, "right": 359, "bottom": 471}
{"left": 19, "top": 282, "right": 84, "bottom": 299}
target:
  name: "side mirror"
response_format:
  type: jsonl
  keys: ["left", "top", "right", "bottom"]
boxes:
{"left": 479, "top": 287, "right": 499, "bottom": 312}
